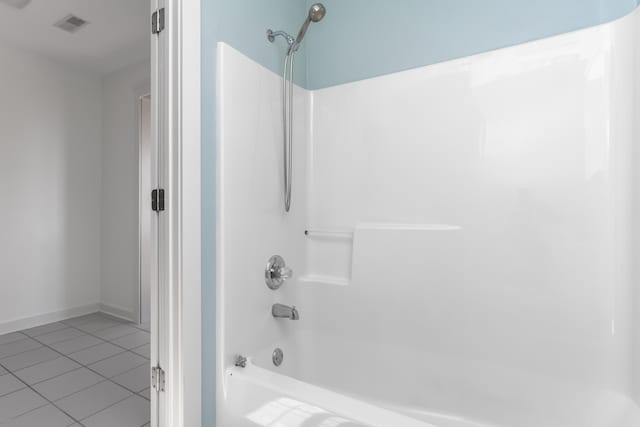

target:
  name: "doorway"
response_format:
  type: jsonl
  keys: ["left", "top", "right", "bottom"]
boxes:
{"left": 0, "top": 1, "right": 156, "bottom": 425}
{"left": 0, "top": 1, "right": 201, "bottom": 425}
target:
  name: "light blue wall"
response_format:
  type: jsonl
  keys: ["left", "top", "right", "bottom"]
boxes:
{"left": 304, "top": 0, "right": 639, "bottom": 89}
{"left": 201, "top": 1, "right": 639, "bottom": 425}
{"left": 215, "top": 1, "right": 308, "bottom": 86}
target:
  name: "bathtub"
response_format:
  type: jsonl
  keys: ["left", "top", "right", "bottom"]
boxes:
{"left": 218, "top": 336, "right": 640, "bottom": 427}
{"left": 221, "top": 362, "right": 442, "bottom": 427}
{"left": 216, "top": 6, "right": 640, "bottom": 427}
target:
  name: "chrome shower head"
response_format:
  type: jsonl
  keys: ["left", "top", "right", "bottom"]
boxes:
{"left": 295, "top": 3, "right": 326, "bottom": 46}
{"left": 308, "top": 3, "right": 326, "bottom": 22}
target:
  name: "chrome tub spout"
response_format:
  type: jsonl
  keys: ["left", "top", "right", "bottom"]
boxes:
{"left": 272, "top": 303, "right": 299, "bottom": 320}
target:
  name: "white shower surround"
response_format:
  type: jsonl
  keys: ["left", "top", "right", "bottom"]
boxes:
{"left": 217, "top": 8, "right": 640, "bottom": 427}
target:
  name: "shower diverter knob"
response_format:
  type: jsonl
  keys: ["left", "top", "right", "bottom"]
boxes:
{"left": 265, "top": 255, "right": 293, "bottom": 290}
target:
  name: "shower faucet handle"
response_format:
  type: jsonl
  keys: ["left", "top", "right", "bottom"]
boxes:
{"left": 265, "top": 255, "right": 293, "bottom": 290}
{"left": 276, "top": 266, "right": 292, "bottom": 280}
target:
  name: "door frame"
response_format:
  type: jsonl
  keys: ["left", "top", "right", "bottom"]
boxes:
{"left": 169, "top": 0, "right": 201, "bottom": 425}
{"left": 152, "top": 0, "right": 201, "bottom": 425}
{"left": 138, "top": 93, "right": 152, "bottom": 325}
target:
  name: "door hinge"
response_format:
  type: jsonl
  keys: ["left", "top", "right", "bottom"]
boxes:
{"left": 151, "top": 365, "right": 165, "bottom": 392}
{"left": 152, "top": 8, "right": 165, "bottom": 35}
{"left": 151, "top": 189, "right": 165, "bottom": 212}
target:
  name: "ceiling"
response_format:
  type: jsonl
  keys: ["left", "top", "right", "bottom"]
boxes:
{"left": 0, "top": 0, "right": 149, "bottom": 74}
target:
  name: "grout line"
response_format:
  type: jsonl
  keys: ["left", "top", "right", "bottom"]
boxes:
{"left": 60, "top": 312, "right": 110, "bottom": 326}
{"left": 28, "top": 365, "right": 85, "bottom": 387}
{"left": 2, "top": 357, "right": 59, "bottom": 373}
{"left": 0, "top": 335, "right": 62, "bottom": 371}
{"left": 21, "top": 325, "right": 150, "bottom": 421}
{"left": 30, "top": 331, "right": 148, "bottom": 385}
{"left": 77, "top": 392, "right": 137, "bottom": 423}
{"left": 0, "top": 349, "right": 39, "bottom": 364}
{"left": 2, "top": 316, "right": 151, "bottom": 425}
{"left": 0, "top": 372, "right": 27, "bottom": 399}
{"left": 29, "top": 327, "right": 97, "bottom": 347}
{"left": 8, "top": 338, "right": 88, "bottom": 372}
{"left": 64, "top": 324, "right": 145, "bottom": 354}
{"left": 0, "top": 361, "right": 85, "bottom": 426}
{"left": 64, "top": 340, "right": 124, "bottom": 360}
{"left": 136, "top": 389, "right": 150, "bottom": 402}
{"left": 24, "top": 358, "right": 138, "bottom": 423}
{"left": 107, "top": 364, "right": 150, "bottom": 395}
{"left": 0, "top": 335, "right": 138, "bottom": 374}
{"left": 21, "top": 322, "right": 69, "bottom": 338}
{"left": 0, "top": 333, "right": 33, "bottom": 345}
{"left": 66, "top": 322, "right": 129, "bottom": 335}
{"left": 95, "top": 329, "right": 144, "bottom": 344}
{"left": 67, "top": 346, "right": 129, "bottom": 366}
{"left": 132, "top": 323, "right": 151, "bottom": 333}
{"left": 104, "top": 372, "right": 149, "bottom": 395}
{"left": 2, "top": 315, "right": 148, "bottom": 360}
{"left": 35, "top": 369, "right": 103, "bottom": 401}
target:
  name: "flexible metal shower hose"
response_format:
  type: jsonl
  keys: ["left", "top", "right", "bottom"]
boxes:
{"left": 283, "top": 50, "right": 295, "bottom": 212}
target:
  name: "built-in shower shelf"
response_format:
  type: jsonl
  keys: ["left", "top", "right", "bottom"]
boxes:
{"left": 304, "top": 229, "right": 354, "bottom": 239}
{"left": 299, "top": 275, "right": 350, "bottom": 286}
{"left": 302, "top": 223, "right": 462, "bottom": 288}
{"left": 303, "top": 227, "right": 354, "bottom": 287}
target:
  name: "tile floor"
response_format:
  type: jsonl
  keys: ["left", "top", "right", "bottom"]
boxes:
{"left": 0, "top": 312, "right": 151, "bottom": 426}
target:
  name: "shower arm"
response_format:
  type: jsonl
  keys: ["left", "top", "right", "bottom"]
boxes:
{"left": 267, "top": 30, "right": 296, "bottom": 53}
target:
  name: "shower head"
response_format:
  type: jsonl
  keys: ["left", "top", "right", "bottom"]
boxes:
{"left": 295, "top": 3, "right": 326, "bottom": 46}
{"left": 308, "top": 3, "right": 327, "bottom": 22}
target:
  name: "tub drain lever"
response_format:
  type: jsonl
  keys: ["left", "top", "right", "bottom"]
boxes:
{"left": 235, "top": 355, "right": 247, "bottom": 368}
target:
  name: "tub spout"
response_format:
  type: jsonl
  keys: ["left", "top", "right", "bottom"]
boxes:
{"left": 272, "top": 303, "right": 299, "bottom": 320}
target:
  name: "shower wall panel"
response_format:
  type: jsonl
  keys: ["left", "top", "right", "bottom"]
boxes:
{"left": 301, "top": 11, "right": 639, "bottom": 425}
{"left": 216, "top": 42, "right": 310, "bottom": 419}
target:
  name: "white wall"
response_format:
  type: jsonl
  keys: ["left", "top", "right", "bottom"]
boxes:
{"left": 0, "top": 41, "right": 149, "bottom": 331}
{"left": 100, "top": 60, "right": 150, "bottom": 320}
{"left": 0, "top": 42, "right": 103, "bottom": 330}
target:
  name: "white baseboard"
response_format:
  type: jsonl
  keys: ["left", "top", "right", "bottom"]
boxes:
{"left": 99, "top": 303, "right": 136, "bottom": 323}
{"left": 0, "top": 303, "right": 101, "bottom": 335}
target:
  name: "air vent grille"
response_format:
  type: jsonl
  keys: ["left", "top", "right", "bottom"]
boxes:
{"left": 54, "top": 14, "right": 89, "bottom": 33}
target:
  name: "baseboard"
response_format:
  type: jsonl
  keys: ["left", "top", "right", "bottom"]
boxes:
{"left": 99, "top": 303, "right": 137, "bottom": 323}
{"left": 0, "top": 303, "right": 101, "bottom": 335}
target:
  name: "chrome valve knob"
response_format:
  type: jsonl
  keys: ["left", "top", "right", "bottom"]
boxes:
{"left": 265, "top": 255, "right": 293, "bottom": 290}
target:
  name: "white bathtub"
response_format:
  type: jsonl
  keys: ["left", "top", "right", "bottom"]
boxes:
{"left": 217, "top": 336, "right": 640, "bottom": 427}
{"left": 221, "top": 362, "right": 446, "bottom": 427}
{"left": 216, "top": 6, "right": 640, "bottom": 426}
{"left": 221, "top": 358, "right": 640, "bottom": 427}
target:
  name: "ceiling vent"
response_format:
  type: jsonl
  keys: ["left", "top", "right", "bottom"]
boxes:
{"left": 54, "top": 14, "right": 89, "bottom": 33}
{"left": 0, "top": 0, "right": 31, "bottom": 9}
